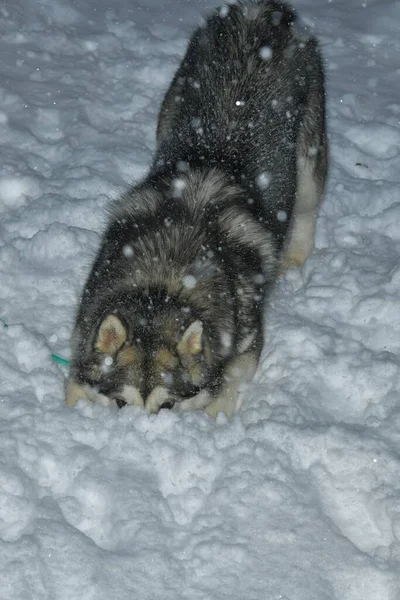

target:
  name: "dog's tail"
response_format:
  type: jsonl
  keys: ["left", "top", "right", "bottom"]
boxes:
{"left": 233, "top": 0, "right": 297, "bottom": 28}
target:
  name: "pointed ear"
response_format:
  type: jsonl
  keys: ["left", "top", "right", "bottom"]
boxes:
{"left": 95, "top": 315, "right": 127, "bottom": 353}
{"left": 177, "top": 320, "right": 203, "bottom": 358}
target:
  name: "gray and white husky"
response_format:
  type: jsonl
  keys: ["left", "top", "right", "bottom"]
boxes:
{"left": 66, "top": 0, "right": 328, "bottom": 417}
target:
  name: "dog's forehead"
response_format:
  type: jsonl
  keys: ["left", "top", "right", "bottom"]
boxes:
{"left": 155, "top": 313, "right": 188, "bottom": 341}
{"left": 153, "top": 348, "right": 179, "bottom": 370}
{"left": 116, "top": 344, "right": 141, "bottom": 366}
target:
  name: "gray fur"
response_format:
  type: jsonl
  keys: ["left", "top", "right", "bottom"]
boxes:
{"left": 66, "top": 0, "right": 328, "bottom": 415}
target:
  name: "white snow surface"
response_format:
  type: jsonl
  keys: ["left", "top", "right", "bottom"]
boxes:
{"left": 1, "top": 0, "right": 400, "bottom": 598}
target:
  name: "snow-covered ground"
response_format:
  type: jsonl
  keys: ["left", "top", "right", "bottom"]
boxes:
{"left": 1, "top": 0, "right": 400, "bottom": 597}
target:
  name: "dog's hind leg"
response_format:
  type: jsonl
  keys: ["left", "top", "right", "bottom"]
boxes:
{"left": 204, "top": 350, "right": 259, "bottom": 419}
{"left": 283, "top": 153, "right": 326, "bottom": 269}
{"left": 283, "top": 44, "right": 328, "bottom": 270}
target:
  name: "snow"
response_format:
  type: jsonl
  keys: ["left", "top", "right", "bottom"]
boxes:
{"left": 259, "top": 45, "right": 273, "bottom": 60}
{"left": 256, "top": 171, "right": 271, "bottom": 189}
{"left": 182, "top": 274, "right": 197, "bottom": 289}
{"left": 1, "top": 0, "right": 400, "bottom": 598}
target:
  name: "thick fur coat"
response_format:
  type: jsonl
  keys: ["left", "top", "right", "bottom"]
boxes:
{"left": 66, "top": 0, "right": 328, "bottom": 416}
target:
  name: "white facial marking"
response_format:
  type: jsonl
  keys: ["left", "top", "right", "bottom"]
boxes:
{"left": 121, "top": 385, "right": 144, "bottom": 407}
{"left": 175, "top": 389, "right": 212, "bottom": 412}
{"left": 146, "top": 386, "right": 170, "bottom": 414}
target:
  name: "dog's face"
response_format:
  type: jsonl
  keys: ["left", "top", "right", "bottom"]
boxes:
{"left": 66, "top": 310, "right": 213, "bottom": 413}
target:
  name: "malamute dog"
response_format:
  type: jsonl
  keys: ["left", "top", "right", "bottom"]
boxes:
{"left": 66, "top": 0, "right": 328, "bottom": 417}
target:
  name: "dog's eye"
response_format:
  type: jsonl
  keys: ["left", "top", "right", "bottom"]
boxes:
{"left": 114, "top": 397, "right": 127, "bottom": 408}
{"left": 160, "top": 400, "right": 175, "bottom": 410}
{"left": 179, "top": 385, "right": 202, "bottom": 400}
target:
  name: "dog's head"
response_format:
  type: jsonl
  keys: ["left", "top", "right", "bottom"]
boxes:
{"left": 66, "top": 303, "right": 214, "bottom": 412}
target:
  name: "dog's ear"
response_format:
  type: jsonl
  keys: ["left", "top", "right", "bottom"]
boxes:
{"left": 177, "top": 320, "right": 203, "bottom": 358}
{"left": 95, "top": 315, "right": 127, "bottom": 353}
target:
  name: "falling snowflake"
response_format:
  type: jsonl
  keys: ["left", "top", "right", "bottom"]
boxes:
{"left": 253, "top": 273, "right": 265, "bottom": 284}
{"left": 101, "top": 355, "right": 114, "bottom": 373}
{"left": 182, "top": 275, "right": 197, "bottom": 289}
{"left": 122, "top": 245, "right": 133, "bottom": 258}
{"left": 256, "top": 172, "right": 271, "bottom": 189}
{"left": 160, "top": 371, "right": 173, "bottom": 386}
{"left": 177, "top": 160, "right": 188, "bottom": 172}
{"left": 219, "top": 5, "right": 230, "bottom": 18}
{"left": 191, "top": 117, "right": 201, "bottom": 129}
{"left": 259, "top": 46, "right": 272, "bottom": 60}
{"left": 220, "top": 332, "right": 232, "bottom": 349}
{"left": 272, "top": 10, "right": 282, "bottom": 25}
{"left": 172, "top": 178, "right": 186, "bottom": 198}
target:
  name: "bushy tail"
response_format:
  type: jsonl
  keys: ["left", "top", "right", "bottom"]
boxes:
{"left": 237, "top": 0, "right": 297, "bottom": 27}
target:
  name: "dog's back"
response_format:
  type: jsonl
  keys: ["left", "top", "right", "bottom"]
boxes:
{"left": 156, "top": 0, "right": 326, "bottom": 250}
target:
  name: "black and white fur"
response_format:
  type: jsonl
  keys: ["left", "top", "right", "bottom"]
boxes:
{"left": 66, "top": 0, "right": 328, "bottom": 417}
